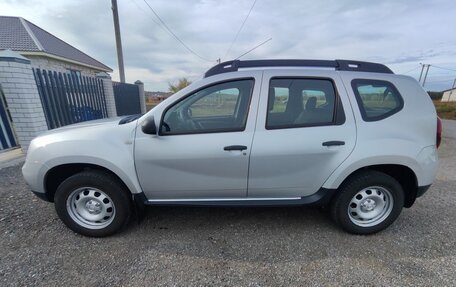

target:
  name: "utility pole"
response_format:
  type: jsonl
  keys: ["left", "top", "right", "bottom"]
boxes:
{"left": 111, "top": 0, "right": 125, "bottom": 83}
{"left": 418, "top": 63, "right": 425, "bottom": 83}
{"left": 422, "top": 64, "right": 431, "bottom": 87}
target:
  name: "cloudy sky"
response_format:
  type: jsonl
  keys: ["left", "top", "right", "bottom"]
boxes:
{"left": 1, "top": 0, "right": 455, "bottom": 91}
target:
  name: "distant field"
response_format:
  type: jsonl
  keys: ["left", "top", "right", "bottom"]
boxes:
{"left": 434, "top": 100, "right": 456, "bottom": 120}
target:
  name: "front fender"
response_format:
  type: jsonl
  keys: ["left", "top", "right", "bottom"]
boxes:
{"left": 22, "top": 120, "right": 143, "bottom": 195}
{"left": 43, "top": 155, "right": 143, "bottom": 195}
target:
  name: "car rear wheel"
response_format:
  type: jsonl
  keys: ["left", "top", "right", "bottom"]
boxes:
{"left": 330, "top": 170, "right": 404, "bottom": 234}
{"left": 54, "top": 170, "right": 132, "bottom": 237}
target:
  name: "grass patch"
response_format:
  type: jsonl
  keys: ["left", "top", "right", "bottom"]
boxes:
{"left": 433, "top": 100, "right": 456, "bottom": 120}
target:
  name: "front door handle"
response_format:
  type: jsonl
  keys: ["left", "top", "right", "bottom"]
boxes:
{"left": 322, "top": 141, "right": 345, "bottom": 147}
{"left": 224, "top": 145, "right": 248, "bottom": 151}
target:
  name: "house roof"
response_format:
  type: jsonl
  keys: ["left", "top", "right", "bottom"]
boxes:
{"left": 0, "top": 16, "right": 112, "bottom": 72}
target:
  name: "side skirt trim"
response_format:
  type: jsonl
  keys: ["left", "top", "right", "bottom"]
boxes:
{"left": 140, "top": 188, "right": 336, "bottom": 207}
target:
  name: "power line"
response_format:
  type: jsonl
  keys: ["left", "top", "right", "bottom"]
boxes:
{"left": 131, "top": 0, "right": 161, "bottom": 27}
{"left": 141, "top": 0, "right": 215, "bottom": 62}
{"left": 425, "top": 78, "right": 455, "bottom": 83}
{"left": 234, "top": 37, "right": 272, "bottom": 60}
{"left": 431, "top": 65, "right": 456, "bottom": 73}
{"left": 399, "top": 66, "right": 421, "bottom": 74}
{"left": 224, "top": 0, "right": 258, "bottom": 60}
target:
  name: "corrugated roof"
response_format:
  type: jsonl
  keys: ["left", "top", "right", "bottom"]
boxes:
{"left": 0, "top": 16, "right": 112, "bottom": 72}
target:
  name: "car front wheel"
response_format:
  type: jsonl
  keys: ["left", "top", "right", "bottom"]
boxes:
{"left": 54, "top": 170, "right": 132, "bottom": 237}
{"left": 330, "top": 170, "right": 404, "bottom": 234}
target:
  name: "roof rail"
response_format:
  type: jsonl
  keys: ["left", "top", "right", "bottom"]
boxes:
{"left": 204, "top": 59, "right": 394, "bottom": 77}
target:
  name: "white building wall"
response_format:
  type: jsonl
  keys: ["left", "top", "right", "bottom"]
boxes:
{"left": 26, "top": 55, "right": 100, "bottom": 76}
{"left": 0, "top": 51, "right": 116, "bottom": 151}
{"left": 0, "top": 52, "right": 48, "bottom": 152}
{"left": 441, "top": 89, "right": 456, "bottom": 102}
{"left": 96, "top": 73, "right": 117, "bottom": 118}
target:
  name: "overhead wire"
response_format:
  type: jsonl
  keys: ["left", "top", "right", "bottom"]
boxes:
{"left": 234, "top": 37, "right": 272, "bottom": 60}
{"left": 224, "top": 0, "right": 258, "bottom": 60}
{"left": 399, "top": 66, "right": 421, "bottom": 74}
{"left": 131, "top": 0, "right": 161, "bottom": 27}
{"left": 395, "top": 64, "right": 456, "bottom": 88}
{"left": 431, "top": 65, "right": 456, "bottom": 72}
{"left": 141, "top": 0, "right": 215, "bottom": 62}
{"left": 421, "top": 64, "right": 456, "bottom": 86}
{"left": 425, "top": 78, "right": 455, "bottom": 83}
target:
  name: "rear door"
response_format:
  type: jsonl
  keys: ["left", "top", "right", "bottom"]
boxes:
{"left": 248, "top": 69, "right": 356, "bottom": 198}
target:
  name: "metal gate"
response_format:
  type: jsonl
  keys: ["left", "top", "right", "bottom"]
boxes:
{"left": 33, "top": 69, "right": 108, "bottom": 129}
{"left": 0, "top": 84, "right": 18, "bottom": 151}
{"left": 113, "top": 82, "right": 141, "bottom": 116}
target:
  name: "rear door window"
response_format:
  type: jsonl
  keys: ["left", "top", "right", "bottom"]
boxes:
{"left": 266, "top": 78, "right": 344, "bottom": 129}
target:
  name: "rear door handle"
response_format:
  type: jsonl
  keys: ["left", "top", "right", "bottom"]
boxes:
{"left": 224, "top": 145, "right": 248, "bottom": 151}
{"left": 322, "top": 141, "right": 345, "bottom": 146}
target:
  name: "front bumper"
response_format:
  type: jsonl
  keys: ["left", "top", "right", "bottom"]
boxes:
{"left": 22, "top": 160, "right": 49, "bottom": 195}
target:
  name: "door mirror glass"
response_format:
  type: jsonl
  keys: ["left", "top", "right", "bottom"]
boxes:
{"left": 141, "top": 116, "right": 157, "bottom": 135}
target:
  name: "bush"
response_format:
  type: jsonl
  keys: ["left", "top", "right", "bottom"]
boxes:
{"left": 433, "top": 100, "right": 456, "bottom": 120}
{"left": 428, "top": 91, "right": 443, "bottom": 100}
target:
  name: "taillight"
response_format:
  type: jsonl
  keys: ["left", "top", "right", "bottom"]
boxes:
{"left": 436, "top": 117, "right": 442, "bottom": 148}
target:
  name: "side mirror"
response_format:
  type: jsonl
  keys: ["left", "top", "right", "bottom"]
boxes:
{"left": 141, "top": 116, "right": 157, "bottom": 135}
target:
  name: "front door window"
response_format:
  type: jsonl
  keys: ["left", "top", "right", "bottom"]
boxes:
{"left": 161, "top": 79, "right": 254, "bottom": 135}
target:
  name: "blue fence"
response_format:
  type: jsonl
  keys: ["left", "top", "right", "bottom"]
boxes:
{"left": 113, "top": 81, "right": 141, "bottom": 116}
{"left": 0, "top": 84, "right": 17, "bottom": 151}
{"left": 33, "top": 69, "right": 108, "bottom": 129}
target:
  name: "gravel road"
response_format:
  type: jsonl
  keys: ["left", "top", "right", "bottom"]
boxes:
{"left": 443, "top": 119, "right": 456, "bottom": 139}
{"left": 0, "top": 139, "right": 455, "bottom": 286}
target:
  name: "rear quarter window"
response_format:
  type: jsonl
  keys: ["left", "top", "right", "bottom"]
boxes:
{"left": 351, "top": 79, "right": 404, "bottom": 121}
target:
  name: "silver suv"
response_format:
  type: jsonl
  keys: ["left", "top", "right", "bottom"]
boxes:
{"left": 22, "top": 59, "right": 441, "bottom": 237}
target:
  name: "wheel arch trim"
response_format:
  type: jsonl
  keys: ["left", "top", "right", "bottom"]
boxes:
{"left": 322, "top": 156, "right": 421, "bottom": 190}
{"left": 42, "top": 156, "right": 142, "bottom": 200}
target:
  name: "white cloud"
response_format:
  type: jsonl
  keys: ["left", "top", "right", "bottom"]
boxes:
{"left": 1, "top": 0, "right": 455, "bottom": 91}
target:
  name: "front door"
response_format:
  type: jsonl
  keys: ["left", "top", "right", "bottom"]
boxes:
{"left": 248, "top": 70, "right": 356, "bottom": 198}
{"left": 135, "top": 73, "right": 262, "bottom": 199}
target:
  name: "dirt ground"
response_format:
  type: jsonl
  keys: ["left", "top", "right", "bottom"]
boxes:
{"left": 0, "top": 139, "right": 455, "bottom": 286}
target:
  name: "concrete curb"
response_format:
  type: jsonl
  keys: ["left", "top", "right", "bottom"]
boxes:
{"left": 0, "top": 148, "right": 25, "bottom": 169}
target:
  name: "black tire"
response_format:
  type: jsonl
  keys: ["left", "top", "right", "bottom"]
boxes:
{"left": 54, "top": 170, "right": 132, "bottom": 237}
{"left": 330, "top": 170, "right": 404, "bottom": 235}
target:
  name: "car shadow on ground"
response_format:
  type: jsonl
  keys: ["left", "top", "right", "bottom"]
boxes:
{"left": 141, "top": 205, "right": 331, "bottom": 231}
